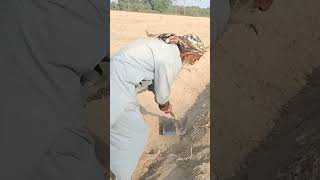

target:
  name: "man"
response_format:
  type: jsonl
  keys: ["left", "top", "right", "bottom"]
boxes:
{"left": 0, "top": 1, "right": 107, "bottom": 179}
{"left": 110, "top": 33, "right": 207, "bottom": 179}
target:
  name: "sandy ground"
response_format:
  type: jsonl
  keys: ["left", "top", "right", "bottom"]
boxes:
{"left": 84, "top": 10, "right": 210, "bottom": 179}
{"left": 111, "top": 10, "right": 210, "bottom": 179}
{"left": 213, "top": 0, "right": 320, "bottom": 179}
{"left": 84, "top": 1, "right": 320, "bottom": 178}
{"left": 140, "top": 86, "right": 210, "bottom": 180}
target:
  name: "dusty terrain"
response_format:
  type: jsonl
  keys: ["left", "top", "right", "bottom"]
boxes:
{"left": 228, "top": 67, "right": 320, "bottom": 180}
{"left": 213, "top": 0, "right": 320, "bottom": 179}
{"left": 85, "top": 10, "right": 211, "bottom": 179}
{"left": 140, "top": 86, "right": 210, "bottom": 180}
{"left": 84, "top": 0, "right": 320, "bottom": 178}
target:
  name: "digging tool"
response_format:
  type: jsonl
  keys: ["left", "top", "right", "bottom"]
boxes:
{"left": 159, "top": 111, "right": 187, "bottom": 136}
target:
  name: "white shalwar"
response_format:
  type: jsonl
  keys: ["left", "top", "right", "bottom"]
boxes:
{"left": 110, "top": 38, "right": 182, "bottom": 179}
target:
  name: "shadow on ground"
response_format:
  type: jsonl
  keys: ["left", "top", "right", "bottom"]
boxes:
{"left": 228, "top": 66, "right": 320, "bottom": 180}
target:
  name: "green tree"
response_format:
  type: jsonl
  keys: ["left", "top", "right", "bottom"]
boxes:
{"left": 150, "top": 0, "right": 172, "bottom": 12}
{"left": 110, "top": 2, "right": 119, "bottom": 9}
{"left": 112, "top": 0, "right": 209, "bottom": 17}
{"left": 118, "top": 0, "right": 129, "bottom": 10}
{"left": 117, "top": 0, "right": 152, "bottom": 11}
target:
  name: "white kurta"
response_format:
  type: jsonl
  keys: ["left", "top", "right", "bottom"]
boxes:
{"left": 110, "top": 38, "right": 182, "bottom": 179}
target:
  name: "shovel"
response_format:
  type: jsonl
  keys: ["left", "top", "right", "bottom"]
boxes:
{"left": 159, "top": 110, "right": 187, "bottom": 136}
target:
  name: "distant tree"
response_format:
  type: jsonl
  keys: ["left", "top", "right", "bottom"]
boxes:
{"left": 111, "top": 1, "right": 119, "bottom": 9}
{"left": 140, "top": 0, "right": 153, "bottom": 11}
{"left": 118, "top": 0, "right": 129, "bottom": 10}
{"left": 150, "top": 0, "right": 172, "bottom": 12}
{"left": 173, "top": 0, "right": 177, "bottom": 13}
{"left": 183, "top": 0, "right": 186, "bottom": 15}
{"left": 111, "top": 0, "right": 209, "bottom": 17}
{"left": 146, "top": 0, "right": 154, "bottom": 9}
{"left": 117, "top": 0, "right": 152, "bottom": 11}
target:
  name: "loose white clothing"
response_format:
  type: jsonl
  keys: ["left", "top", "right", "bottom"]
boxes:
{"left": 110, "top": 38, "right": 182, "bottom": 179}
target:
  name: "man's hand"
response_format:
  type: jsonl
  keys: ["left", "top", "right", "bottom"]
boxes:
{"left": 158, "top": 101, "right": 172, "bottom": 114}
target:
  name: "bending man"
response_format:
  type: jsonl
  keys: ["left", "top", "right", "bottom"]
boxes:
{"left": 110, "top": 33, "right": 207, "bottom": 179}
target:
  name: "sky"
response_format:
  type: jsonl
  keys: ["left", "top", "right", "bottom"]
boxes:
{"left": 174, "top": 0, "right": 210, "bottom": 8}
{"left": 110, "top": 0, "right": 210, "bottom": 8}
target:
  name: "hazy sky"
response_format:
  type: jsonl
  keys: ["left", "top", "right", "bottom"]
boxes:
{"left": 110, "top": 0, "right": 210, "bottom": 8}
{"left": 174, "top": 0, "right": 210, "bottom": 8}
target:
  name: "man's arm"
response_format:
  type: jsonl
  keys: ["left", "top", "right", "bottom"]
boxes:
{"left": 153, "top": 60, "right": 181, "bottom": 112}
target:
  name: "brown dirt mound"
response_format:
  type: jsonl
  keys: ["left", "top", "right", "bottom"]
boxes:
{"left": 140, "top": 86, "right": 210, "bottom": 180}
{"left": 213, "top": 0, "right": 320, "bottom": 179}
{"left": 227, "top": 67, "right": 320, "bottom": 180}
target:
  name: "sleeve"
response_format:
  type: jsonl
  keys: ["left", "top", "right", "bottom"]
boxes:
{"left": 153, "top": 61, "right": 181, "bottom": 105}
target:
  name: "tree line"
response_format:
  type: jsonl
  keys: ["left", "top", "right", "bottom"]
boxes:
{"left": 110, "top": 0, "right": 210, "bottom": 17}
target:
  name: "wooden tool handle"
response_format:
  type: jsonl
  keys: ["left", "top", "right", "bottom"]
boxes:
{"left": 170, "top": 111, "right": 178, "bottom": 120}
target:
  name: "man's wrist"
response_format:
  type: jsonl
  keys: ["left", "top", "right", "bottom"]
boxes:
{"left": 159, "top": 101, "right": 170, "bottom": 110}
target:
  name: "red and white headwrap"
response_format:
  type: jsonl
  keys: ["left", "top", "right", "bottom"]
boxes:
{"left": 146, "top": 31, "right": 207, "bottom": 56}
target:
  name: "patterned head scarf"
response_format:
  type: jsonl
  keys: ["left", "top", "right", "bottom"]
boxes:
{"left": 146, "top": 31, "right": 207, "bottom": 57}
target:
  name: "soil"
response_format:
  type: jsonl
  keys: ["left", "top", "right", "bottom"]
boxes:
{"left": 139, "top": 86, "right": 210, "bottom": 180}
{"left": 84, "top": 0, "right": 320, "bottom": 179}
{"left": 228, "top": 67, "right": 320, "bottom": 180}
{"left": 213, "top": 0, "right": 320, "bottom": 179}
